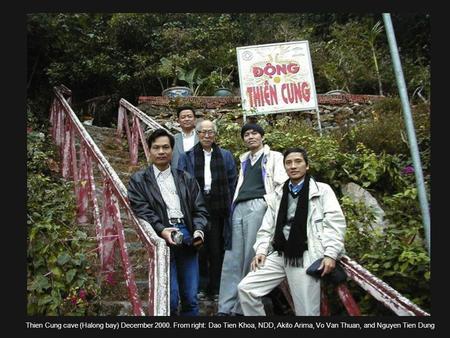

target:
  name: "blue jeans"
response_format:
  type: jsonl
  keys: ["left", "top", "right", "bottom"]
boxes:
{"left": 170, "top": 224, "right": 199, "bottom": 316}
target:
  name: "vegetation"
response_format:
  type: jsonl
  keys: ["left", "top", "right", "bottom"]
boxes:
{"left": 27, "top": 111, "right": 100, "bottom": 315}
{"left": 27, "top": 13, "right": 430, "bottom": 125}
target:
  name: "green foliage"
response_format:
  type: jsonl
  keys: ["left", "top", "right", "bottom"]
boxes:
{"left": 27, "top": 120, "right": 100, "bottom": 315}
{"left": 203, "top": 67, "right": 235, "bottom": 95}
{"left": 177, "top": 67, "right": 207, "bottom": 96}
{"left": 28, "top": 13, "right": 430, "bottom": 124}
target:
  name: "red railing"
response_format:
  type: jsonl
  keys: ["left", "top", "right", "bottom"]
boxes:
{"left": 116, "top": 98, "right": 173, "bottom": 165}
{"left": 49, "top": 85, "right": 170, "bottom": 315}
{"left": 339, "top": 255, "right": 429, "bottom": 316}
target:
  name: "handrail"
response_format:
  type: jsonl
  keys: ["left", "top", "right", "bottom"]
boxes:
{"left": 117, "top": 98, "right": 173, "bottom": 165}
{"left": 50, "top": 85, "right": 169, "bottom": 315}
{"left": 340, "top": 255, "right": 429, "bottom": 316}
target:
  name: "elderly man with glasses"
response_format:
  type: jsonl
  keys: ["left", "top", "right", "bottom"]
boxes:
{"left": 178, "top": 120, "right": 237, "bottom": 300}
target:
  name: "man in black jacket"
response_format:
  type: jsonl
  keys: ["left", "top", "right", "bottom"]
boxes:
{"left": 127, "top": 129, "right": 208, "bottom": 316}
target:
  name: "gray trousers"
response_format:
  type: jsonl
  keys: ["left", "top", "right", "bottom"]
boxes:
{"left": 238, "top": 252, "right": 321, "bottom": 316}
{"left": 218, "top": 198, "right": 267, "bottom": 314}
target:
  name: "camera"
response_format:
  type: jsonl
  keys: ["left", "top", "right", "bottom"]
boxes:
{"left": 171, "top": 229, "right": 184, "bottom": 246}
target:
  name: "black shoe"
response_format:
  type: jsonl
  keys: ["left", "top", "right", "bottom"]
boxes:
{"left": 216, "top": 312, "right": 228, "bottom": 316}
{"left": 231, "top": 312, "right": 244, "bottom": 316}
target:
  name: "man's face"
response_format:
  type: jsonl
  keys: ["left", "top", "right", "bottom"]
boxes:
{"left": 178, "top": 109, "right": 196, "bottom": 131}
{"left": 197, "top": 121, "right": 216, "bottom": 150}
{"left": 149, "top": 136, "right": 173, "bottom": 168}
{"left": 284, "top": 152, "right": 309, "bottom": 182}
{"left": 243, "top": 129, "right": 264, "bottom": 152}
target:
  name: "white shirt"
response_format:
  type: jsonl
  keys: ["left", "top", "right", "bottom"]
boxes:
{"left": 204, "top": 148, "right": 212, "bottom": 192}
{"left": 250, "top": 147, "right": 264, "bottom": 166}
{"left": 182, "top": 129, "right": 196, "bottom": 152}
{"left": 153, "top": 165, "right": 184, "bottom": 219}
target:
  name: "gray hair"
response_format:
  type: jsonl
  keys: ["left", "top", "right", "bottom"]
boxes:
{"left": 196, "top": 119, "right": 218, "bottom": 134}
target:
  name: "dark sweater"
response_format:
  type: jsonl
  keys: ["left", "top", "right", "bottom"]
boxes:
{"left": 234, "top": 155, "right": 265, "bottom": 204}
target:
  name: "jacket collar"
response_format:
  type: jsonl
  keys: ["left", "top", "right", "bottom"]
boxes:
{"left": 308, "top": 177, "right": 321, "bottom": 199}
{"left": 273, "top": 176, "right": 321, "bottom": 200}
{"left": 239, "top": 144, "right": 271, "bottom": 163}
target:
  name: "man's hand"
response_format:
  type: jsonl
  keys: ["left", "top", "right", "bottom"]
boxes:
{"left": 192, "top": 230, "right": 204, "bottom": 249}
{"left": 319, "top": 256, "right": 336, "bottom": 277}
{"left": 161, "top": 227, "right": 178, "bottom": 245}
{"left": 251, "top": 254, "right": 266, "bottom": 272}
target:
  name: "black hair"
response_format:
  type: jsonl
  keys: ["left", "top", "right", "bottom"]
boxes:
{"left": 283, "top": 147, "right": 309, "bottom": 165}
{"left": 176, "top": 105, "right": 196, "bottom": 118}
{"left": 148, "top": 129, "right": 175, "bottom": 149}
{"left": 240, "top": 123, "right": 265, "bottom": 139}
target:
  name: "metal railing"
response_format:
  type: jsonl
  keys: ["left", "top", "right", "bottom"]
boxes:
{"left": 116, "top": 98, "right": 173, "bottom": 165}
{"left": 49, "top": 85, "right": 169, "bottom": 315}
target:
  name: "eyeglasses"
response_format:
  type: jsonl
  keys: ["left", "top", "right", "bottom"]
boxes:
{"left": 197, "top": 130, "right": 215, "bottom": 136}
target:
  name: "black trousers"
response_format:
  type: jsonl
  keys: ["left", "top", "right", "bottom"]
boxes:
{"left": 200, "top": 196, "right": 226, "bottom": 295}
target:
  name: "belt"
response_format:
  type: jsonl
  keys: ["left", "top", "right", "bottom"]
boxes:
{"left": 169, "top": 218, "right": 184, "bottom": 225}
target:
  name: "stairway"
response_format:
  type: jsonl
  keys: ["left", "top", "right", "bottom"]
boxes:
{"left": 84, "top": 124, "right": 218, "bottom": 316}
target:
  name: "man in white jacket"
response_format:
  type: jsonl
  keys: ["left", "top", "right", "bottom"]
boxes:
{"left": 238, "top": 147, "right": 346, "bottom": 316}
{"left": 217, "top": 123, "right": 287, "bottom": 316}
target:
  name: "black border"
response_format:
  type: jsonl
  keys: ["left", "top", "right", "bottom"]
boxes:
{"left": 15, "top": 1, "right": 442, "bottom": 337}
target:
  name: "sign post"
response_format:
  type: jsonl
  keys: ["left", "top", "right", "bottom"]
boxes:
{"left": 236, "top": 41, "right": 320, "bottom": 133}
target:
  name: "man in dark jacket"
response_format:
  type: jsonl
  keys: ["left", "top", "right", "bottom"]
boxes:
{"left": 127, "top": 128, "right": 208, "bottom": 316}
{"left": 178, "top": 119, "right": 237, "bottom": 299}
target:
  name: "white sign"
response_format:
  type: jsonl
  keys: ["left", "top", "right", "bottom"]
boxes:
{"left": 236, "top": 41, "right": 318, "bottom": 116}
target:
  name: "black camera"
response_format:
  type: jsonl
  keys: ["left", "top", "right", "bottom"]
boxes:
{"left": 171, "top": 229, "right": 184, "bottom": 246}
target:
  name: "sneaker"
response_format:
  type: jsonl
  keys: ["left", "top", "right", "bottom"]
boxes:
{"left": 216, "top": 312, "right": 228, "bottom": 316}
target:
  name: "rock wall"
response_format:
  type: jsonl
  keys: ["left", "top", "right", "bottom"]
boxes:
{"left": 138, "top": 94, "right": 385, "bottom": 133}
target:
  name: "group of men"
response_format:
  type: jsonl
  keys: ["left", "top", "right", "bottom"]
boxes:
{"left": 127, "top": 105, "right": 347, "bottom": 316}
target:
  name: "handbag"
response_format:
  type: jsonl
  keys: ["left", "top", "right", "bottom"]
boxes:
{"left": 306, "top": 258, "right": 347, "bottom": 284}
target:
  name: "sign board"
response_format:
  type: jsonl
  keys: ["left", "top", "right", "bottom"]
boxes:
{"left": 236, "top": 41, "right": 318, "bottom": 116}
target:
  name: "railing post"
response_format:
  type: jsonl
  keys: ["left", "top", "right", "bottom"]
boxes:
{"left": 277, "top": 279, "right": 295, "bottom": 312}
{"left": 138, "top": 218, "right": 170, "bottom": 316}
{"left": 135, "top": 115, "right": 151, "bottom": 163}
{"left": 130, "top": 116, "right": 140, "bottom": 165}
{"left": 54, "top": 101, "right": 64, "bottom": 149}
{"left": 85, "top": 150, "right": 103, "bottom": 256}
{"left": 320, "top": 287, "right": 331, "bottom": 316}
{"left": 76, "top": 144, "right": 91, "bottom": 224}
{"left": 99, "top": 178, "right": 119, "bottom": 279}
{"left": 336, "top": 283, "right": 361, "bottom": 316}
{"left": 61, "top": 118, "right": 73, "bottom": 179}
{"left": 116, "top": 105, "right": 126, "bottom": 139}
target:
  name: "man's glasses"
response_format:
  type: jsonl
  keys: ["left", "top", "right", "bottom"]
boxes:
{"left": 197, "top": 130, "right": 215, "bottom": 136}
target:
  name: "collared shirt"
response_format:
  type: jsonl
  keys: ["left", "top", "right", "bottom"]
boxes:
{"left": 249, "top": 147, "right": 264, "bottom": 166}
{"left": 203, "top": 148, "right": 213, "bottom": 192}
{"left": 182, "top": 129, "right": 196, "bottom": 152}
{"left": 153, "top": 165, "right": 184, "bottom": 219}
{"left": 289, "top": 178, "right": 305, "bottom": 195}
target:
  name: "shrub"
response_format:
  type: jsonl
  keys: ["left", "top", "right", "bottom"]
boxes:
{"left": 27, "top": 117, "right": 100, "bottom": 315}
